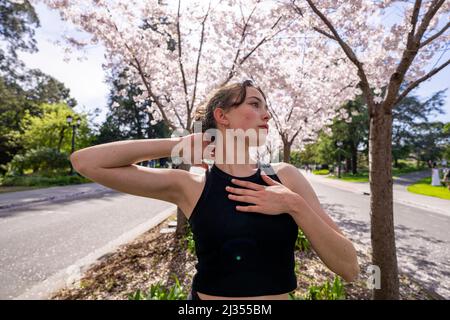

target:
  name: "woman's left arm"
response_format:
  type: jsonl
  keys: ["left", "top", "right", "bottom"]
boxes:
{"left": 280, "top": 164, "right": 360, "bottom": 282}
{"left": 228, "top": 163, "right": 360, "bottom": 282}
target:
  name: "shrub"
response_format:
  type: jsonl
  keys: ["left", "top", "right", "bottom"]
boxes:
{"left": 128, "top": 275, "right": 187, "bottom": 300}
{"left": 304, "top": 277, "right": 346, "bottom": 300}
{"left": 7, "top": 147, "right": 70, "bottom": 176}
{"left": 295, "top": 229, "right": 310, "bottom": 252}
{"left": 184, "top": 225, "right": 196, "bottom": 255}
{"left": 313, "top": 169, "right": 330, "bottom": 175}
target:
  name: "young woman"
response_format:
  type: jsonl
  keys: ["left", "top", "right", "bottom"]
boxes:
{"left": 70, "top": 80, "right": 359, "bottom": 300}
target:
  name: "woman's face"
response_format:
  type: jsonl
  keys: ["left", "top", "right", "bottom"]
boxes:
{"left": 215, "top": 86, "right": 271, "bottom": 147}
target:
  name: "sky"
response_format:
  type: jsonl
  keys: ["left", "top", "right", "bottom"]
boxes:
{"left": 17, "top": 2, "right": 450, "bottom": 127}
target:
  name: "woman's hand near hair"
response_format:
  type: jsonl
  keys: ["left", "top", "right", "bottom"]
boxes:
{"left": 178, "top": 132, "right": 215, "bottom": 170}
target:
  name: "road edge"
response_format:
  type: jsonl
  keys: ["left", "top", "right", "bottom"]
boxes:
{"left": 13, "top": 206, "right": 176, "bottom": 300}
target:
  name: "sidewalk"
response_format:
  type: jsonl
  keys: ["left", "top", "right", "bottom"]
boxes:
{"left": 0, "top": 183, "right": 112, "bottom": 211}
{"left": 301, "top": 170, "right": 450, "bottom": 217}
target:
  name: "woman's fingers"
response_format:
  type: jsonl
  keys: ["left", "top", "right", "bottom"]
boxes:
{"left": 231, "top": 179, "right": 265, "bottom": 191}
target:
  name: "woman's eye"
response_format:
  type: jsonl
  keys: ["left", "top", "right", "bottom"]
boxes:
{"left": 251, "top": 102, "right": 259, "bottom": 107}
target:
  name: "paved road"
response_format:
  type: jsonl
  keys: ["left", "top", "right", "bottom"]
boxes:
{"left": 0, "top": 191, "right": 175, "bottom": 299}
{"left": 304, "top": 173, "right": 450, "bottom": 299}
{"left": 1, "top": 168, "right": 448, "bottom": 299}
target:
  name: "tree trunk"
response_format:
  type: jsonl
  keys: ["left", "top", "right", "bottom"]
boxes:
{"left": 57, "top": 127, "right": 66, "bottom": 152}
{"left": 175, "top": 162, "right": 190, "bottom": 236}
{"left": 345, "top": 157, "right": 351, "bottom": 173}
{"left": 393, "top": 157, "right": 399, "bottom": 168}
{"left": 351, "top": 143, "right": 358, "bottom": 174}
{"left": 369, "top": 109, "right": 399, "bottom": 300}
{"left": 283, "top": 142, "right": 291, "bottom": 163}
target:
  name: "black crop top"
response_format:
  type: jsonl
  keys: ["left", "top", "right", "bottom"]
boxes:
{"left": 188, "top": 161, "right": 298, "bottom": 297}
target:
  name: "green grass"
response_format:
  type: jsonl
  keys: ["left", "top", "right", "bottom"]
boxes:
{"left": 312, "top": 169, "right": 330, "bottom": 175}
{"left": 0, "top": 174, "right": 92, "bottom": 190}
{"left": 407, "top": 177, "right": 450, "bottom": 200}
{"left": 328, "top": 171, "right": 369, "bottom": 182}
{"left": 327, "top": 166, "right": 427, "bottom": 183}
{"left": 128, "top": 275, "right": 187, "bottom": 300}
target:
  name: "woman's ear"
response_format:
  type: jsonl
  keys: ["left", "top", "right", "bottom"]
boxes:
{"left": 213, "top": 107, "right": 230, "bottom": 127}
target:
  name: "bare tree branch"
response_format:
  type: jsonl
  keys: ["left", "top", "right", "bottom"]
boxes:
{"left": 222, "top": 4, "right": 258, "bottom": 86}
{"left": 394, "top": 58, "right": 450, "bottom": 106}
{"left": 384, "top": 0, "right": 445, "bottom": 114}
{"left": 414, "top": 0, "right": 445, "bottom": 43}
{"left": 420, "top": 21, "right": 450, "bottom": 48}
{"left": 237, "top": 16, "right": 290, "bottom": 68}
{"left": 313, "top": 27, "right": 337, "bottom": 40}
{"left": 408, "top": 0, "right": 422, "bottom": 45}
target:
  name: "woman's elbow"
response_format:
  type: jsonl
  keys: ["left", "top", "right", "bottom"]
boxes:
{"left": 70, "top": 150, "right": 90, "bottom": 173}
{"left": 342, "top": 259, "right": 360, "bottom": 283}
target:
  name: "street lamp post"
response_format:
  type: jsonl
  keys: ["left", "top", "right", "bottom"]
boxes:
{"left": 66, "top": 115, "right": 81, "bottom": 175}
{"left": 336, "top": 141, "right": 343, "bottom": 179}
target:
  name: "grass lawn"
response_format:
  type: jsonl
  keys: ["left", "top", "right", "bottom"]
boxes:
{"left": 407, "top": 177, "right": 450, "bottom": 200}
{"left": 325, "top": 167, "right": 427, "bottom": 183}
{"left": 0, "top": 174, "right": 92, "bottom": 193}
{"left": 328, "top": 172, "right": 369, "bottom": 182}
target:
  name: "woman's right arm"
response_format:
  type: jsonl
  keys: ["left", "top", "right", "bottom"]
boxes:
{"left": 70, "top": 137, "right": 190, "bottom": 205}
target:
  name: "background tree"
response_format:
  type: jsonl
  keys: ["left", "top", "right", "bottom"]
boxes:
{"left": 392, "top": 89, "right": 447, "bottom": 167}
{"left": 290, "top": 0, "right": 449, "bottom": 298}
{"left": 0, "top": 0, "right": 39, "bottom": 82}
{"left": 45, "top": 0, "right": 311, "bottom": 235}
{"left": 96, "top": 68, "right": 171, "bottom": 145}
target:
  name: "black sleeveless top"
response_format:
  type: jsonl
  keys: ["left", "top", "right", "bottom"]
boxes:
{"left": 188, "top": 162, "right": 298, "bottom": 297}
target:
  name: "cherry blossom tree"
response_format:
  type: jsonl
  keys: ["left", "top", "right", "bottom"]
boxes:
{"left": 41, "top": 0, "right": 311, "bottom": 234}
{"left": 244, "top": 35, "right": 360, "bottom": 162}
{"left": 285, "top": 0, "right": 450, "bottom": 299}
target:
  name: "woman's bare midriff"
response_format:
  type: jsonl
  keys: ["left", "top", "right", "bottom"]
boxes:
{"left": 197, "top": 292, "right": 289, "bottom": 300}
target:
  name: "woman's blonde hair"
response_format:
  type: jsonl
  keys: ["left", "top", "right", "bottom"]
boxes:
{"left": 193, "top": 79, "right": 267, "bottom": 132}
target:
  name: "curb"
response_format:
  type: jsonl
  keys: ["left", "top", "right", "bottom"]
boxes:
{"left": 14, "top": 205, "right": 177, "bottom": 300}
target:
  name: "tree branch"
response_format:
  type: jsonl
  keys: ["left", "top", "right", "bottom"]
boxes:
{"left": 237, "top": 16, "right": 288, "bottom": 67}
{"left": 384, "top": 0, "right": 445, "bottom": 114}
{"left": 313, "top": 27, "right": 337, "bottom": 41}
{"left": 394, "top": 58, "right": 450, "bottom": 106}
{"left": 132, "top": 56, "right": 176, "bottom": 131}
{"left": 408, "top": 0, "right": 422, "bottom": 45}
{"left": 414, "top": 0, "right": 445, "bottom": 43}
{"left": 420, "top": 21, "right": 450, "bottom": 48}
{"left": 303, "top": 0, "right": 374, "bottom": 116}
{"left": 220, "top": 4, "right": 259, "bottom": 87}
{"left": 190, "top": 1, "right": 211, "bottom": 129}
{"left": 103, "top": 5, "right": 176, "bottom": 130}
{"left": 176, "top": 0, "right": 190, "bottom": 124}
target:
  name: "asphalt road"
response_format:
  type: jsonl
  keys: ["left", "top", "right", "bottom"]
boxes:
{"left": 1, "top": 173, "right": 448, "bottom": 299}
{"left": 306, "top": 175, "right": 450, "bottom": 299}
{"left": 0, "top": 191, "right": 175, "bottom": 299}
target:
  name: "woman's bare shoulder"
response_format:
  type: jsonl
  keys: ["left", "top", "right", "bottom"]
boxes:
{"left": 267, "top": 162, "right": 302, "bottom": 188}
